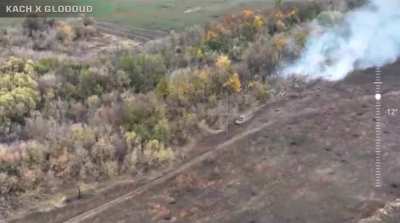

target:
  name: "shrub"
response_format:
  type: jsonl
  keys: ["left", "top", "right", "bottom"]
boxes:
{"left": 165, "top": 69, "right": 195, "bottom": 104}
{"left": 70, "top": 124, "right": 96, "bottom": 148}
{"left": 155, "top": 78, "right": 170, "bottom": 99}
{"left": 121, "top": 131, "right": 140, "bottom": 172}
{"left": 249, "top": 81, "right": 270, "bottom": 101}
{"left": 117, "top": 53, "right": 166, "bottom": 93}
{"left": 54, "top": 62, "right": 89, "bottom": 99}
{"left": 0, "top": 58, "right": 40, "bottom": 128}
{"left": 34, "top": 58, "right": 59, "bottom": 75}
{"left": 215, "top": 54, "right": 231, "bottom": 71}
{"left": 78, "top": 67, "right": 108, "bottom": 98}
{"left": 75, "top": 24, "right": 98, "bottom": 40}
{"left": 22, "top": 17, "right": 54, "bottom": 37}
{"left": 92, "top": 138, "right": 116, "bottom": 165}
{"left": 0, "top": 173, "right": 18, "bottom": 195}
{"left": 55, "top": 21, "right": 76, "bottom": 43}
{"left": 296, "top": 2, "right": 323, "bottom": 21}
{"left": 121, "top": 94, "right": 169, "bottom": 143}
{"left": 168, "top": 110, "right": 199, "bottom": 145}
{"left": 164, "top": 68, "right": 219, "bottom": 105}
{"left": 22, "top": 141, "right": 49, "bottom": 168}
{"left": 143, "top": 139, "right": 174, "bottom": 165}
{"left": 224, "top": 73, "right": 242, "bottom": 93}
{"left": 204, "top": 29, "right": 232, "bottom": 53}
{"left": 86, "top": 95, "right": 101, "bottom": 110}
{"left": 203, "top": 9, "right": 266, "bottom": 55}
{"left": 53, "top": 61, "right": 129, "bottom": 100}
{"left": 242, "top": 33, "right": 291, "bottom": 80}
{"left": 102, "top": 161, "right": 119, "bottom": 178}
{"left": 18, "top": 167, "right": 43, "bottom": 191}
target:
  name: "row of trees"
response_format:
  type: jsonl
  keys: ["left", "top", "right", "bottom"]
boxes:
{"left": 0, "top": 3, "right": 326, "bottom": 199}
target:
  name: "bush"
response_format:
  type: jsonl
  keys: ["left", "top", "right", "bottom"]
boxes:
{"left": 117, "top": 53, "right": 167, "bottom": 93}
{"left": 0, "top": 142, "right": 48, "bottom": 195}
{"left": 51, "top": 61, "right": 131, "bottom": 101}
{"left": 215, "top": 55, "right": 232, "bottom": 71}
{"left": 0, "top": 173, "right": 18, "bottom": 195}
{"left": 22, "top": 18, "right": 54, "bottom": 37}
{"left": 22, "top": 141, "right": 49, "bottom": 168}
{"left": 242, "top": 33, "right": 290, "bottom": 80}
{"left": 78, "top": 67, "right": 108, "bottom": 98}
{"left": 91, "top": 138, "right": 116, "bottom": 165}
{"left": 121, "top": 131, "right": 140, "bottom": 172}
{"left": 163, "top": 68, "right": 217, "bottom": 105}
{"left": 0, "top": 58, "right": 40, "bottom": 129}
{"left": 296, "top": 2, "right": 323, "bottom": 21}
{"left": 34, "top": 58, "right": 59, "bottom": 75}
{"left": 18, "top": 167, "right": 43, "bottom": 191}
{"left": 168, "top": 110, "right": 198, "bottom": 145}
{"left": 203, "top": 10, "right": 266, "bottom": 55}
{"left": 75, "top": 24, "right": 98, "bottom": 40}
{"left": 224, "top": 73, "right": 241, "bottom": 93}
{"left": 143, "top": 139, "right": 174, "bottom": 165}
{"left": 249, "top": 81, "right": 270, "bottom": 101}
{"left": 55, "top": 21, "right": 76, "bottom": 43}
{"left": 54, "top": 62, "right": 88, "bottom": 99}
{"left": 70, "top": 124, "right": 96, "bottom": 148}
{"left": 121, "top": 94, "right": 169, "bottom": 143}
{"left": 24, "top": 113, "right": 55, "bottom": 141}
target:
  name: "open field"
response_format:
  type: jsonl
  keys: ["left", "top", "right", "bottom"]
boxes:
{"left": 0, "top": 0, "right": 277, "bottom": 43}
{"left": 0, "top": 0, "right": 274, "bottom": 31}
{"left": 84, "top": 0, "right": 275, "bottom": 31}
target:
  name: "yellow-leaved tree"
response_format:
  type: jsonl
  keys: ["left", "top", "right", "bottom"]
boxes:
{"left": 215, "top": 54, "right": 232, "bottom": 71}
{"left": 0, "top": 57, "right": 39, "bottom": 129}
{"left": 224, "top": 73, "right": 241, "bottom": 93}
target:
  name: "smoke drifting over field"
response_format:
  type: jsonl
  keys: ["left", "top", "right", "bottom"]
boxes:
{"left": 283, "top": 0, "right": 400, "bottom": 80}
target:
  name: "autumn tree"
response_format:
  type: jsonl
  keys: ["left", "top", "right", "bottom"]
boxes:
{"left": 0, "top": 58, "right": 39, "bottom": 133}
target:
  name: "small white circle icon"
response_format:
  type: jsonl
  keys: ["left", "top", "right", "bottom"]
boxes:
{"left": 375, "top": 94, "right": 382, "bottom": 101}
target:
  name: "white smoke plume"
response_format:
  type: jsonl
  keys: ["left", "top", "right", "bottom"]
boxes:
{"left": 282, "top": 0, "right": 400, "bottom": 80}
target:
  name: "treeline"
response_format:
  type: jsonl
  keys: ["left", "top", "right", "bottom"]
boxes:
{"left": 0, "top": 3, "right": 324, "bottom": 199}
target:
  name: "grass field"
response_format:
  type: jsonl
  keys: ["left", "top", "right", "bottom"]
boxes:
{"left": 82, "top": 0, "right": 275, "bottom": 31}
{"left": 0, "top": 0, "right": 276, "bottom": 33}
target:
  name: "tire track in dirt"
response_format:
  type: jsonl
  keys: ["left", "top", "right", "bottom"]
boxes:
{"left": 12, "top": 82, "right": 400, "bottom": 223}
{"left": 61, "top": 88, "right": 400, "bottom": 223}
{"left": 62, "top": 108, "right": 323, "bottom": 223}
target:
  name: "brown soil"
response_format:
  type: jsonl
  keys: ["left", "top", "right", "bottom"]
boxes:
{"left": 10, "top": 61, "right": 400, "bottom": 223}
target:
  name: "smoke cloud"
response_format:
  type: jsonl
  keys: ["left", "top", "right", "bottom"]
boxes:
{"left": 282, "top": 0, "right": 400, "bottom": 80}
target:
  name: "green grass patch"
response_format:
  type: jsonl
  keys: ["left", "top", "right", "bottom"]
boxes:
{"left": 87, "top": 0, "right": 274, "bottom": 31}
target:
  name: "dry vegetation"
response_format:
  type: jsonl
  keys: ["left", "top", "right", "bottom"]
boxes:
{"left": 0, "top": 1, "right": 354, "bottom": 217}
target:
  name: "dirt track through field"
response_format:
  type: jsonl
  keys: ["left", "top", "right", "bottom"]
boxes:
{"left": 62, "top": 108, "right": 323, "bottom": 223}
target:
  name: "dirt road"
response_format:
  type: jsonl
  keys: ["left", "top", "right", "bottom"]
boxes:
{"left": 11, "top": 61, "right": 400, "bottom": 223}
